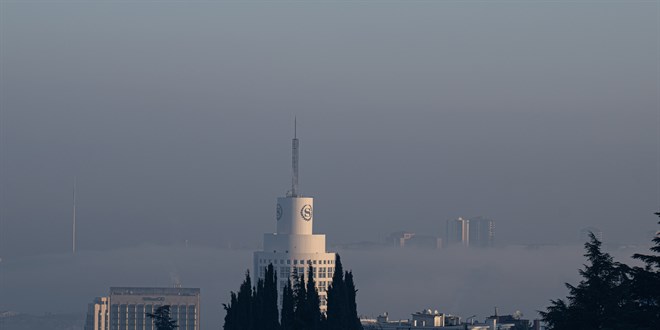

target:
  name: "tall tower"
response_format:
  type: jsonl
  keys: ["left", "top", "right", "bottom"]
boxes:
{"left": 253, "top": 122, "right": 336, "bottom": 311}
{"left": 72, "top": 177, "right": 77, "bottom": 254}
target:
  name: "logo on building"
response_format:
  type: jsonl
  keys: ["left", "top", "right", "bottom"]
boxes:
{"left": 300, "top": 205, "right": 312, "bottom": 221}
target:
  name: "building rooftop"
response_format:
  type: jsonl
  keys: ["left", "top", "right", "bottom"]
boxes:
{"left": 109, "top": 287, "right": 200, "bottom": 296}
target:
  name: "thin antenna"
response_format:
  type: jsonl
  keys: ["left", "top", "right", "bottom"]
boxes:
{"left": 290, "top": 118, "right": 299, "bottom": 197}
{"left": 72, "top": 177, "right": 76, "bottom": 254}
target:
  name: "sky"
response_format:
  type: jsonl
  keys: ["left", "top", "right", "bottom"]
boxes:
{"left": 0, "top": 0, "right": 659, "bottom": 326}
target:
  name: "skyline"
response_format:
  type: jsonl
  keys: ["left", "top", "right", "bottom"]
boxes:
{"left": 1, "top": 1, "right": 659, "bottom": 329}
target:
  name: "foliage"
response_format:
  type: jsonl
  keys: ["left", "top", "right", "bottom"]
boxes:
{"left": 223, "top": 255, "right": 362, "bottom": 330}
{"left": 541, "top": 212, "right": 660, "bottom": 330}
{"left": 146, "top": 305, "right": 178, "bottom": 330}
{"left": 324, "top": 255, "right": 362, "bottom": 330}
{"left": 281, "top": 278, "right": 295, "bottom": 330}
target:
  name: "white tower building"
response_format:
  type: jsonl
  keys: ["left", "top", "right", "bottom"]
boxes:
{"left": 253, "top": 123, "right": 336, "bottom": 311}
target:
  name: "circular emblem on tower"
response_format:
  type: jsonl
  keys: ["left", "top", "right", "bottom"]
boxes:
{"left": 276, "top": 204, "right": 283, "bottom": 220}
{"left": 300, "top": 204, "right": 312, "bottom": 221}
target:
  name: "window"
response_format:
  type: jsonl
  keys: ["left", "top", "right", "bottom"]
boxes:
{"left": 287, "top": 260, "right": 291, "bottom": 265}
{"left": 294, "top": 260, "right": 298, "bottom": 265}
{"left": 313, "top": 260, "right": 317, "bottom": 264}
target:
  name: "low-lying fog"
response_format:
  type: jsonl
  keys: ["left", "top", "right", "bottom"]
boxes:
{"left": 0, "top": 244, "right": 650, "bottom": 327}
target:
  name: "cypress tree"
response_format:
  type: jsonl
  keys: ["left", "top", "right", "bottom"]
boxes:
{"left": 263, "top": 264, "right": 280, "bottom": 329}
{"left": 325, "top": 255, "right": 347, "bottom": 330}
{"left": 237, "top": 271, "right": 254, "bottom": 330}
{"left": 223, "top": 292, "right": 238, "bottom": 330}
{"left": 293, "top": 272, "right": 307, "bottom": 330}
{"left": 281, "top": 278, "right": 295, "bottom": 330}
{"left": 344, "top": 271, "right": 362, "bottom": 330}
{"left": 223, "top": 271, "right": 254, "bottom": 330}
{"left": 253, "top": 278, "right": 265, "bottom": 328}
{"left": 306, "top": 263, "right": 321, "bottom": 330}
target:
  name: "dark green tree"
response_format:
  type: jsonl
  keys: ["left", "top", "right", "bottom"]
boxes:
{"left": 223, "top": 271, "right": 254, "bottom": 330}
{"left": 305, "top": 264, "right": 321, "bottom": 330}
{"left": 293, "top": 272, "right": 307, "bottom": 330}
{"left": 540, "top": 233, "right": 630, "bottom": 330}
{"left": 281, "top": 278, "right": 295, "bottom": 330}
{"left": 344, "top": 271, "right": 362, "bottom": 330}
{"left": 324, "top": 254, "right": 362, "bottom": 330}
{"left": 262, "top": 264, "right": 280, "bottom": 329}
{"left": 325, "top": 255, "right": 346, "bottom": 330}
{"left": 146, "top": 305, "right": 178, "bottom": 330}
{"left": 252, "top": 265, "right": 280, "bottom": 329}
{"left": 627, "top": 212, "right": 660, "bottom": 329}
{"left": 223, "top": 292, "right": 238, "bottom": 330}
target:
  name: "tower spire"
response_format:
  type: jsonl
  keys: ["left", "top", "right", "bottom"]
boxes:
{"left": 290, "top": 119, "right": 299, "bottom": 197}
{"left": 72, "top": 177, "right": 76, "bottom": 254}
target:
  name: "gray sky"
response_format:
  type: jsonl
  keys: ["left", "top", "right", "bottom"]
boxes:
{"left": 0, "top": 0, "right": 659, "bottom": 322}
{"left": 2, "top": 1, "right": 658, "bottom": 254}
{"left": 2, "top": 1, "right": 658, "bottom": 255}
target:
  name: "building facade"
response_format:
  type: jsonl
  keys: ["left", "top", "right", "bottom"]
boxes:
{"left": 253, "top": 127, "right": 336, "bottom": 311}
{"left": 84, "top": 297, "right": 109, "bottom": 330}
{"left": 469, "top": 217, "right": 494, "bottom": 248}
{"left": 445, "top": 217, "right": 470, "bottom": 247}
{"left": 84, "top": 287, "right": 200, "bottom": 330}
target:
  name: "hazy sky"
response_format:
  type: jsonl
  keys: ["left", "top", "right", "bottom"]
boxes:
{"left": 1, "top": 1, "right": 659, "bottom": 321}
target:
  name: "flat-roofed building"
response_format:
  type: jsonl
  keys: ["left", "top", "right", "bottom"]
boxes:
{"left": 85, "top": 287, "right": 200, "bottom": 330}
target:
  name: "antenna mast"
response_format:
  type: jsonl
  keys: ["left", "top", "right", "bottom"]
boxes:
{"left": 72, "top": 177, "right": 76, "bottom": 254}
{"left": 290, "top": 118, "right": 299, "bottom": 197}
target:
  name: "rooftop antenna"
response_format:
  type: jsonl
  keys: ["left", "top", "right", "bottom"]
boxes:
{"left": 289, "top": 118, "right": 299, "bottom": 197}
{"left": 72, "top": 177, "right": 76, "bottom": 254}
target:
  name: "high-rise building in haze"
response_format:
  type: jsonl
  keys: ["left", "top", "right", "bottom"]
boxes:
{"left": 469, "top": 217, "right": 495, "bottom": 248}
{"left": 253, "top": 124, "right": 336, "bottom": 311}
{"left": 84, "top": 287, "right": 200, "bottom": 330}
{"left": 445, "top": 217, "right": 470, "bottom": 247}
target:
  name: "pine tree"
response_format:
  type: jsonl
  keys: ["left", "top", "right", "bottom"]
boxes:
{"left": 146, "top": 305, "right": 178, "bottom": 330}
{"left": 627, "top": 212, "right": 660, "bottom": 329}
{"left": 281, "top": 278, "right": 295, "bottom": 330}
{"left": 541, "top": 233, "right": 629, "bottom": 330}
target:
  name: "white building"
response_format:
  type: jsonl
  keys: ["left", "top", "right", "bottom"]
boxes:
{"left": 253, "top": 125, "right": 336, "bottom": 311}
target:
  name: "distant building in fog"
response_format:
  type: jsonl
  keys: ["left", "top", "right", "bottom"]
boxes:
{"left": 469, "top": 217, "right": 494, "bottom": 248}
{"left": 580, "top": 227, "right": 603, "bottom": 242}
{"left": 445, "top": 217, "right": 494, "bottom": 248}
{"left": 84, "top": 287, "right": 200, "bottom": 330}
{"left": 387, "top": 231, "right": 441, "bottom": 249}
{"left": 445, "top": 217, "right": 470, "bottom": 247}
